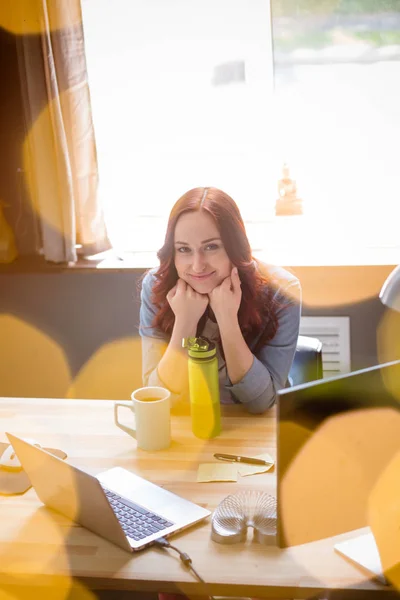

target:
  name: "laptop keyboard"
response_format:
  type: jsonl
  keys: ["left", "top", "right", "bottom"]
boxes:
{"left": 102, "top": 487, "right": 174, "bottom": 541}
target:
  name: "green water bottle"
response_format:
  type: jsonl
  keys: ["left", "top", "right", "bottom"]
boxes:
{"left": 182, "top": 336, "right": 221, "bottom": 439}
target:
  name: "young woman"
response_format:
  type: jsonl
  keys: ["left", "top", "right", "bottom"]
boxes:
{"left": 139, "top": 186, "right": 301, "bottom": 414}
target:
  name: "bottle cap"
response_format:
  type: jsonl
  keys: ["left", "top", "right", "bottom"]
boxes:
{"left": 182, "top": 336, "right": 216, "bottom": 358}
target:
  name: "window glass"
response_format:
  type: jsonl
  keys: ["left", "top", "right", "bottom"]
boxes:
{"left": 82, "top": 0, "right": 400, "bottom": 264}
{"left": 82, "top": 0, "right": 274, "bottom": 255}
{"left": 270, "top": 0, "right": 400, "bottom": 249}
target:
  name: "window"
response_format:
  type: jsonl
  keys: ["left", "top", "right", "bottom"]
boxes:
{"left": 269, "top": 0, "right": 400, "bottom": 265}
{"left": 82, "top": 0, "right": 400, "bottom": 266}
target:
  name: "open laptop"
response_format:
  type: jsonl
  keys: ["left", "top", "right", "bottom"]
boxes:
{"left": 6, "top": 432, "right": 210, "bottom": 552}
{"left": 277, "top": 358, "right": 400, "bottom": 548}
{"left": 276, "top": 359, "right": 400, "bottom": 583}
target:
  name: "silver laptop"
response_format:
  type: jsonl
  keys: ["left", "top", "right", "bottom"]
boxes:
{"left": 6, "top": 432, "right": 210, "bottom": 552}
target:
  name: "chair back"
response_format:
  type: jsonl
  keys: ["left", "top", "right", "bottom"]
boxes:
{"left": 289, "top": 335, "right": 323, "bottom": 386}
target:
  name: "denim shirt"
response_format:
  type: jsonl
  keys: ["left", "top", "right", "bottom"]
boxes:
{"left": 139, "top": 263, "right": 301, "bottom": 414}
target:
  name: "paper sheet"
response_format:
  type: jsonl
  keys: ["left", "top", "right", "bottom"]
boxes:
{"left": 237, "top": 453, "right": 274, "bottom": 477}
{"left": 197, "top": 453, "right": 275, "bottom": 482}
{"left": 197, "top": 463, "right": 238, "bottom": 482}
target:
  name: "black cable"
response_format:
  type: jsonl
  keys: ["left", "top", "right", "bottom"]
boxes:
{"left": 154, "top": 537, "right": 216, "bottom": 600}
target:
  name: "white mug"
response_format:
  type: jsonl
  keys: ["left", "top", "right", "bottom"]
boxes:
{"left": 114, "top": 386, "right": 171, "bottom": 451}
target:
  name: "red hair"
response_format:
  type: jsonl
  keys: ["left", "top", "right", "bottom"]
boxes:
{"left": 147, "top": 187, "right": 283, "bottom": 353}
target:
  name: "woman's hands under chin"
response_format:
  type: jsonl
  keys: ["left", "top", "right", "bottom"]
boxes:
{"left": 167, "top": 278, "right": 209, "bottom": 333}
{"left": 208, "top": 267, "right": 242, "bottom": 326}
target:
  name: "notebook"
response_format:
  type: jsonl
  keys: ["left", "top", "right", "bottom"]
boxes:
{"left": 6, "top": 432, "right": 210, "bottom": 552}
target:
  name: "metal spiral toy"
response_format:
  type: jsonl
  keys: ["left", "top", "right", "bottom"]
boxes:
{"left": 211, "top": 490, "right": 277, "bottom": 545}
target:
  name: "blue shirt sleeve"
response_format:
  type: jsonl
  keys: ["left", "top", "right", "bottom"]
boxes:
{"left": 139, "top": 270, "right": 188, "bottom": 405}
{"left": 139, "top": 269, "right": 167, "bottom": 340}
{"left": 139, "top": 269, "right": 167, "bottom": 387}
{"left": 225, "top": 274, "right": 301, "bottom": 414}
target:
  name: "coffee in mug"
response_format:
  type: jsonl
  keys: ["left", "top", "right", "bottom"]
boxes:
{"left": 114, "top": 386, "right": 171, "bottom": 451}
{"left": 138, "top": 397, "right": 161, "bottom": 403}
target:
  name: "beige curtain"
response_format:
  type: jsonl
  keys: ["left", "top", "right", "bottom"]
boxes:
{"left": 16, "top": 0, "right": 110, "bottom": 263}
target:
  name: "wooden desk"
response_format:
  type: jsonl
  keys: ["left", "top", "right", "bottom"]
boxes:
{"left": 0, "top": 398, "right": 393, "bottom": 598}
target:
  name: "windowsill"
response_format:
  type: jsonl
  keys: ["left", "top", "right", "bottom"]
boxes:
{"left": 0, "top": 253, "right": 144, "bottom": 274}
{"left": 0, "top": 249, "right": 398, "bottom": 274}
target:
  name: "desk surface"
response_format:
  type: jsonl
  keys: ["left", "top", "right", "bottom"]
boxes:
{"left": 0, "top": 397, "right": 391, "bottom": 598}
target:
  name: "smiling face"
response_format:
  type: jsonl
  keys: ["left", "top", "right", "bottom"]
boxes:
{"left": 173, "top": 210, "right": 232, "bottom": 293}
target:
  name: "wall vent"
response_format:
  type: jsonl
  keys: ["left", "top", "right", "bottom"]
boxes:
{"left": 299, "top": 316, "right": 351, "bottom": 379}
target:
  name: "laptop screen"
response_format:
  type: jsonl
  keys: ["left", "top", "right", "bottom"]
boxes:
{"left": 276, "top": 359, "right": 400, "bottom": 548}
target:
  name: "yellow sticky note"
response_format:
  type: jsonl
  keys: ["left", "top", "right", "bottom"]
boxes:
{"left": 237, "top": 453, "right": 274, "bottom": 477}
{"left": 197, "top": 463, "right": 238, "bottom": 483}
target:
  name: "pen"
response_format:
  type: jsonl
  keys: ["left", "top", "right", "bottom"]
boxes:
{"left": 213, "top": 453, "right": 273, "bottom": 466}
